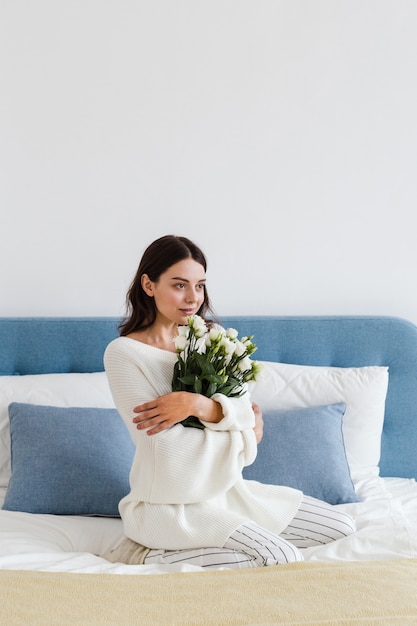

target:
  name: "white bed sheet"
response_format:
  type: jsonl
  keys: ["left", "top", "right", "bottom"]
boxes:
{"left": 0, "top": 477, "right": 416, "bottom": 575}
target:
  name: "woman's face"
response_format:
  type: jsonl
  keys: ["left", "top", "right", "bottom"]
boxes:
{"left": 142, "top": 258, "right": 206, "bottom": 326}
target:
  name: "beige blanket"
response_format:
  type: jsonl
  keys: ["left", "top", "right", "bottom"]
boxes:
{"left": 1, "top": 558, "right": 417, "bottom": 625}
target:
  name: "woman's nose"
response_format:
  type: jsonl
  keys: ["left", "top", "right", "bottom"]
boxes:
{"left": 185, "top": 288, "right": 197, "bottom": 302}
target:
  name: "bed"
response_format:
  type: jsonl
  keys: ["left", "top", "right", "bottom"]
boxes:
{"left": 1, "top": 315, "right": 417, "bottom": 625}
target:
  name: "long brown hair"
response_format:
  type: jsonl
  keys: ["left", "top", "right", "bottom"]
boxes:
{"left": 119, "top": 235, "right": 216, "bottom": 336}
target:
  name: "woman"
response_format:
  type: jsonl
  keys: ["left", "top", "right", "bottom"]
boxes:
{"left": 104, "top": 234, "right": 355, "bottom": 569}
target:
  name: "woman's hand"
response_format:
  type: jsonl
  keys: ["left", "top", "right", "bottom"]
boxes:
{"left": 132, "top": 391, "right": 223, "bottom": 435}
{"left": 252, "top": 402, "right": 264, "bottom": 444}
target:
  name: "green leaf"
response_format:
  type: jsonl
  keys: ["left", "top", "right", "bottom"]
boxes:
{"left": 181, "top": 416, "right": 205, "bottom": 429}
{"left": 193, "top": 376, "right": 202, "bottom": 394}
{"left": 207, "top": 382, "right": 218, "bottom": 397}
{"left": 178, "top": 374, "right": 197, "bottom": 386}
{"left": 205, "top": 373, "right": 224, "bottom": 384}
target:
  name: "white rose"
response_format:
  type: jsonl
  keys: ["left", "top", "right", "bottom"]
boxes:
{"left": 196, "top": 336, "right": 207, "bottom": 354}
{"left": 207, "top": 327, "right": 222, "bottom": 343}
{"left": 219, "top": 336, "right": 236, "bottom": 365}
{"left": 233, "top": 340, "right": 246, "bottom": 357}
{"left": 238, "top": 356, "right": 252, "bottom": 372}
{"left": 251, "top": 360, "right": 263, "bottom": 380}
{"left": 220, "top": 337, "right": 236, "bottom": 355}
{"left": 173, "top": 335, "right": 189, "bottom": 352}
{"left": 190, "top": 315, "right": 207, "bottom": 338}
{"left": 226, "top": 327, "right": 238, "bottom": 340}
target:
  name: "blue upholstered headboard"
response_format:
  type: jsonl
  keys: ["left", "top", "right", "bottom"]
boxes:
{"left": 1, "top": 315, "right": 416, "bottom": 480}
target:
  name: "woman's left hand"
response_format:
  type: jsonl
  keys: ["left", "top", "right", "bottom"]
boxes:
{"left": 252, "top": 403, "right": 264, "bottom": 444}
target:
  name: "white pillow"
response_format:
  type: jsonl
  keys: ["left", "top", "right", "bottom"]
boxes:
{"left": 248, "top": 362, "right": 389, "bottom": 487}
{"left": 0, "top": 372, "right": 115, "bottom": 503}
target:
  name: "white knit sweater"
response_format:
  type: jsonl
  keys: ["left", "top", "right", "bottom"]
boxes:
{"left": 104, "top": 337, "right": 302, "bottom": 550}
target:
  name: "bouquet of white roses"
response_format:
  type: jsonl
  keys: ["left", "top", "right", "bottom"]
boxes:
{"left": 172, "top": 315, "right": 262, "bottom": 429}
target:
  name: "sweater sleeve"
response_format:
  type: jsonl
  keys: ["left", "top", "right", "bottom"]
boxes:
{"left": 104, "top": 338, "right": 258, "bottom": 504}
{"left": 103, "top": 338, "right": 175, "bottom": 442}
{"left": 200, "top": 392, "right": 255, "bottom": 431}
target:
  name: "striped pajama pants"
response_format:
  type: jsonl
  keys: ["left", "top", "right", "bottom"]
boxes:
{"left": 144, "top": 496, "right": 356, "bottom": 569}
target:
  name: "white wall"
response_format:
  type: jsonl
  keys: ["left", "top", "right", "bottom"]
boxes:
{"left": 1, "top": 1, "right": 417, "bottom": 322}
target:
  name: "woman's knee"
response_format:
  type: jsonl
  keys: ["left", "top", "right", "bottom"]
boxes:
{"left": 225, "top": 522, "right": 304, "bottom": 566}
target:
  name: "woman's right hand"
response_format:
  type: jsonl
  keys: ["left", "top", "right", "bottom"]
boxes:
{"left": 132, "top": 391, "right": 223, "bottom": 435}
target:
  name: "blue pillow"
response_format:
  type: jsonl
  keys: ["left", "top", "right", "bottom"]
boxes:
{"left": 243, "top": 403, "right": 360, "bottom": 505}
{"left": 3, "top": 403, "right": 135, "bottom": 516}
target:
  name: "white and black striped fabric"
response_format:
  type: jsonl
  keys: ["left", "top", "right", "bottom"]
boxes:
{"left": 144, "top": 496, "right": 355, "bottom": 570}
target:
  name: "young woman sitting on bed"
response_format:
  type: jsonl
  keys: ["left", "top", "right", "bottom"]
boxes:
{"left": 104, "top": 234, "right": 356, "bottom": 570}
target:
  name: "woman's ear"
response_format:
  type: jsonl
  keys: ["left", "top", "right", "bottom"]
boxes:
{"left": 141, "top": 274, "right": 154, "bottom": 297}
